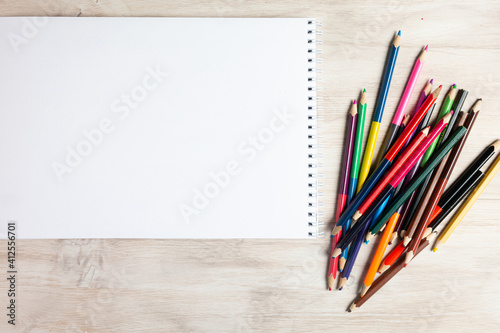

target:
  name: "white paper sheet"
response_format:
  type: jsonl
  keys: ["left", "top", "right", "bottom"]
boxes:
{"left": 0, "top": 17, "right": 318, "bottom": 238}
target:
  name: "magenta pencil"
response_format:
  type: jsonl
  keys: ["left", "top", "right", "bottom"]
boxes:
{"left": 392, "top": 46, "right": 428, "bottom": 126}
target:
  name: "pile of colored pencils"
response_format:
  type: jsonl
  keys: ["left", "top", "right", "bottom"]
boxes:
{"left": 327, "top": 31, "right": 500, "bottom": 311}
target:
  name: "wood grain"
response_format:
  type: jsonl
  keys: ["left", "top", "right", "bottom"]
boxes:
{"left": 1, "top": 1, "right": 500, "bottom": 332}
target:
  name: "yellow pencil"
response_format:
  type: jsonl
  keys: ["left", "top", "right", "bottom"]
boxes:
{"left": 357, "top": 122, "right": 380, "bottom": 192}
{"left": 434, "top": 143, "right": 500, "bottom": 251}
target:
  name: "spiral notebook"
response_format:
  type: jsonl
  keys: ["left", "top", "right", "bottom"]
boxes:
{"left": 0, "top": 17, "right": 322, "bottom": 239}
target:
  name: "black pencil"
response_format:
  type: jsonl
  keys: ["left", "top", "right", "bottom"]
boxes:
{"left": 423, "top": 170, "right": 484, "bottom": 237}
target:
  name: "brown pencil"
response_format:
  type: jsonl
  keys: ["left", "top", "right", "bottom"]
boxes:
{"left": 402, "top": 145, "right": 451, "bottom": 247}
{"left": 348, "top": 232, "right": 436, "bottom": 312}
{"left": 422, "top": 101, "right": 481, "bottom": 238}
{"left": 405, "top": 111, "right": 472, "bottom": 265}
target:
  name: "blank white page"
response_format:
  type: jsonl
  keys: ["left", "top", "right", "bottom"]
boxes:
{"left": 0, "top": 17, "right": 319, "bottom": 239}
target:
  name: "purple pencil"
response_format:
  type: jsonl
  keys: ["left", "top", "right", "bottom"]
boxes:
{"left": 328, "top": 100, "right": 358, "bottom": 290}
{"left": 416, "top": 79, "right": 434, "bottom": 112}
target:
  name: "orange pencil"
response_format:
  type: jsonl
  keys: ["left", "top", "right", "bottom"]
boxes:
{"left": 361, "top": 209, "right": 401, "bottom": 295}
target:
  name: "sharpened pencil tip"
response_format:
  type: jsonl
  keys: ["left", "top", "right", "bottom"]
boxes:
{"left": 331, "top": 225, "right": 342, "bottom": 236}
{"left": 432, "top": 85, "right": 443, "bottom": 98}
{"left": 353, "top": 100, "right": 357, "bottom": 105}
{"left": 348, "top": 302, "right": 357, "bottom": 312}
{"left": 388, "top": 232, "right": 398, "bottom": 245}
{"left": 339, "top": 257, "right": 346, "bottom": 271}
{"left": 492, "top": 139, "right": 500, "bottom": 152}
{"left": 332, "top": 248, "right": 342, "bottom": 258}
{"left": 442, "top": 112, "right": 453, "bottom": 124}
{"left": 361, "top": 284, "right": 369, "bottom": 296}
{"left": 433, "top": 239, "right": 443, "bottom": 252}
{"left": 398, "top": 30, "right": 401, "bottom": 36}
{"left": 424, "top": 45, "right": 428, "bottom": 51}
{"left": 338, "top": 277, "right": 347, "bottom": 290}
{"left": 363, "top": 88, "right": 366, "bottom": 93}
{"left": 404, "top": 251, "right": 414, "bottom": 265}
{"left": 378, "top": 263, "right": 389, "bottom": 274}
{"left": 430, "top": 78, "right": 434, "bottom": 84}
{"left": 471, "top": 98, "right": 482, "bottom": 113}
{"left": 328, "top": 274, "right": 335, "bottom": 291}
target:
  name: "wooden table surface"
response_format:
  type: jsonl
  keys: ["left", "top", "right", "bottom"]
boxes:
{"left": 1, "top": 1, "right": 500, "bottom": 332}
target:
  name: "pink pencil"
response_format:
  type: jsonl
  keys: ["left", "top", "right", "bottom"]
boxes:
{"left": 376, "top": 46, "right": 428, "bottom": 162}
{"left": 392, "top": 45, "right": 428, "bottom": 126}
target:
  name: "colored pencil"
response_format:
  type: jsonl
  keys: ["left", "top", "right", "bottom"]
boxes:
{"left": 365, "top": 125, "right": 467, "bottom": 239}
{"left": 423, "top": 171, "right": 484, "bottom": 237}
{"left": 334, "top": 116, "right": 456, "bottom": 256}
{"left": 368, "top": 115, "right": 409, "bottom": 246}
{"left": 356, "top": 31, "right": 401, "bottom": 192}
{"left": 349, "top": 232, "right": 437, "bottom": 312}
{"left": 378, "top": 171, "right": 483, "bottom": 273}
{"left": 338, "top": 210, "right": 373, "bottom": 290}
{"left": 327, "top": 101, "right": 357, "bottom": 290}
{"left": 401, "top": 85, "right": 458, "bottom": 243}
{"left": 376, "top": 46, "right": 428, "bottom": 163}
{"left": 404, "top": 111, "right": 471, "bottom": 265}
{"left": 402, "top": 95, "right": 473, "bottom": 241}
{"left": 416, "top": 79, "right": 434, "bottom": 113}
{"left": 388, "top": 199, "right": 404, "bottom": 245}
{"left": 396, "top": 98, "right": 437, "bottom": 240}
{"left": 439, "top": 89, "right": 469, "bottom": 146}
{"left": 421, "top": 84, "right": 458, "bottom": 165}
{"left": 339, "top": 90, "right": 367, "bottom": 271}
{"left": 348, "top": 90, "right": 367, "bottom": 202}
{"left": 399, "top": 92, "right": 468, "bottom": 238}
{"left": 434, "top": 141, "right": 500, "bottom": 251}
{"left": 397, "top": 105, "right": 437, "bottom": 235}
{"left": 361, "top": 203, "right": 401, "bottom": 295}
{"left": 331, "top": 86, "right": 441, "bottom": 238}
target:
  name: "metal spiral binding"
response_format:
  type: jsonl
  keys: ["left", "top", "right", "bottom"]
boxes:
{"left": 307, "top": 19, "right": 324, "bottom": 238}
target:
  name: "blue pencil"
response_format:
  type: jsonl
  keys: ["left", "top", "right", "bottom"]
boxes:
{"left": 331, "top": 31, "right": 408, "bottom": 239}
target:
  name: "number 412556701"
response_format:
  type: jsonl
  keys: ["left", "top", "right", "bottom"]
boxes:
{"left": 7, "top": 222, "right": 16, "bottom": 270}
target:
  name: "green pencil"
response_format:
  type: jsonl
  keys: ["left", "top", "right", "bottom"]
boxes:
{"left": 348, "top": 89, "right": 367, "bottom": 201}
{"left": 420, "top": 84, "right": 457, "bottom": 166}
{"left": 366, "top": 125, "right": 467, "bottom": 237}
